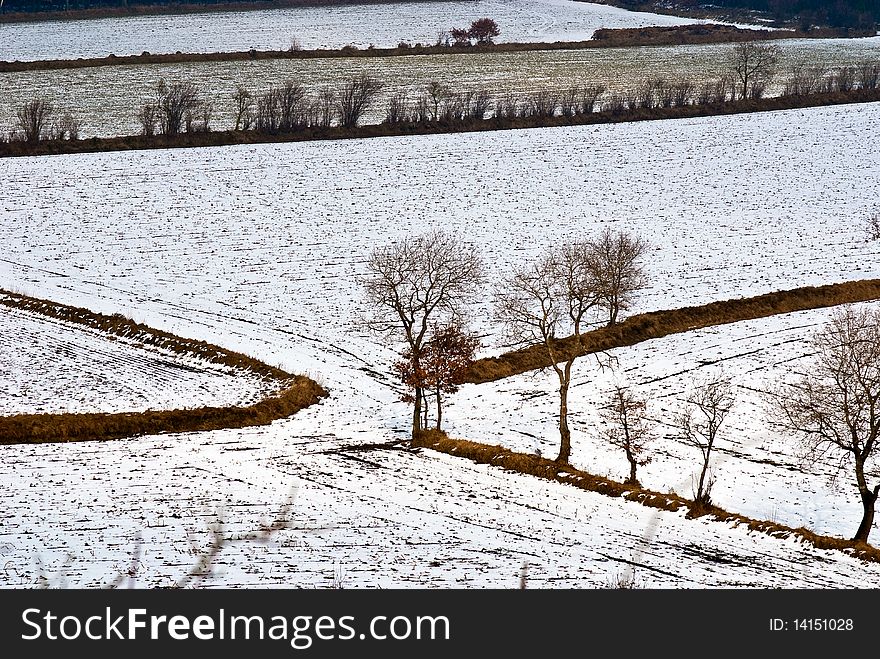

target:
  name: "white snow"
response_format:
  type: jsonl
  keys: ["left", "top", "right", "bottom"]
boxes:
{"left": 445, "top": 303, "right": 880, "bottom": 541}
{"left": 0, "top": 302, "right": 280, "bottom": 415}
{"left": 1, "top": 102, "right": 879, "bottom": 587}
{"left": 0, "top": 0, "right": 713, "bottom": 62}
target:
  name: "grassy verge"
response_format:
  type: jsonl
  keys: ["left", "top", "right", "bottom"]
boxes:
{"left": 2, "top": 88, "right": 879, "bottom": 159}
{"left": 0, "top": 288, "right": 329, "bottom": 444}
{"left": 465, "top": 278, "right": 880, "bottom": 384}
{"left": 414, "top": 430, "right": 880, "bottom": 562}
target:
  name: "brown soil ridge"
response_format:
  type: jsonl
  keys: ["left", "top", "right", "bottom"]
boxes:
{"left": 1, "top": 23, "right": 870, "bottom": 72}
{"left": 464, "top": 278, "right": 880, "bottom": 384}
{"left": 414, "top": 431, "right": 880, "bottom": 562}
{"left": 2, "top": 88, "right": 879, "bottom": 159}
{"left": 0, "top": 288, "right": 329, "bottom": 444}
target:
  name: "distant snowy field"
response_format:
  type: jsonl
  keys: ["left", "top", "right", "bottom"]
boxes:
{"left": 0, "top": 0, "right": 709, "bottom": 62}
{"left": 1, "top": 103, "right": 879, "bottom": 587}
{"left": 0, "top": 303, "right": 278, "bottom": 415}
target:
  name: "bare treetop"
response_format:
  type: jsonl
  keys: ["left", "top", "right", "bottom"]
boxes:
{"left": 729, "top": 42, "right": 781, "bottom": 100}
{"left": 360, "top": 230, "right": 483, "bottom": 339}
{"left": 495, "top": 242, "right": 597, "bottom": 354}
{"left": 586, "top": 227, "right": 649, "bottom": 326}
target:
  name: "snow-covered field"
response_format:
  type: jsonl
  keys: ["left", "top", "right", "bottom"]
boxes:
{"left": 0, "top": 303, "right": 278, "bottom": 415}
{"left": 3, "top": 36, "right": 878, "bottom": 139}
{"left": 446, "top": 303, "right": 880, "bottom": 541}
{"left": 1, "top": 102, "right": 879, "bottom": 587}
{"left": 0, "top": 0, "right": 711, "bottom": 62}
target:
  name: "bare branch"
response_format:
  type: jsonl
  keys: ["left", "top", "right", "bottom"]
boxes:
{"left": 766, "top": 305, "right": 880, "bottom": 542}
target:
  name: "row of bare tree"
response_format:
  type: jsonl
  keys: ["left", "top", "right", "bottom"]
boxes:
{"left": 360, "top": 229, "right": 880, "bottom": 545}
{"left": 5, "top": 48, "right": 878, "bottom": 142}
{"left": 5, "top": 98, "right": 81, "bottom": 143}
{"left": 137, "top": 75, "right": 385, "bottom": 137}
{"left": 359, "top": 228, "right": 650, "bottom": 456}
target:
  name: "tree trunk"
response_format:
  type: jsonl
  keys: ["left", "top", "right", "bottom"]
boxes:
{"left": 853, "top": 484, "right": 879, "bottom": 543}
{"left": 556, "top": 364, "right": 572, "bottom": 464}
{"left": 422, "top": 389, "right": 429, "bottom": 430}
{"left": 627, "top": 457, "right": 638, "bottom": 486}
{"left": 412, "top": 385, "right": 422, "bottom": 438}
{"left": 696, "top": 457, "right": 709, "bottom": 503}
{"left": 435, "top": 385, "right": 442, "bottom": 431}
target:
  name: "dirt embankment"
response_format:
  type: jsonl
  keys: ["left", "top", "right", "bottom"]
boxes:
{"left": 591, "top": 22, "right": 872, "bottom": 45}
{"left": 414, "top": 430, "right": 880, "bottom": 562}
{"left": 0, "top": 289, "right": 328, "bottom": 444}
{"left": 464, "top": 278, "right": 880, "bottom": 383}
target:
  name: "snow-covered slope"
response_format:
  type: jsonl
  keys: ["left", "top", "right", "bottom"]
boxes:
{"left": 0, "top": 0, "right": 709, "bottom": 62}
{"left": 1, "top": 102, "right": 878, "bottom": 587}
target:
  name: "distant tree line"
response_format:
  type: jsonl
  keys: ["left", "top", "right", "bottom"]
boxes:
{"left": 612, "top": 0, "right": 877, "bottom": 30}
{"left": 717, "top": 0, "right": 877, "bottom": 29}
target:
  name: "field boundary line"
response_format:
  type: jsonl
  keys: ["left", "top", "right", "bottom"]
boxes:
{"left": 465, "top": 278, "right": 880, "bottom": 383}
{"left": 413, "top": 431, "right": 880, "bottom": 563}
{"left": 0, "top": 289, "right": 328, "bottom": 444}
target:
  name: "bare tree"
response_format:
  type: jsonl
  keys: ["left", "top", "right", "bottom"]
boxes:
{"left": 384, "top": 91, "right": 410, "bottom": 125}
{"left": 185, "top": 101, "right": 213, "bottom": 133}
{"left": 857, "top": 61, "right": 879, "bottom": 90}
{"left": 599, "top": 384, "right": 654, "bottom": 486}
{"left": 337, "top": 75, "right": 383, "bottom": 128}
{"left": 559, "top": 87, "right": 578, "bottom": 118}
{"left": 577, "top": 85, "right": 605, "bottom": 114}
{"left": 729, "top": 42, "right": 780, "bottom": 101}
{"left": 495, "top": 242, "right": 604, "bottom": 464}
{"left": 677, "top": 373, "right": 734, "bottom": 506}
{"left": 493, "top": 94, "right": 519, "bottom": 121}
{"left": 232, "top": 85, "right": 254, "bottom": 130}
{"left": 16, "top": 98, "right": 52, "bottom": 143}
{"left": 138, "top": 103, "right": 157, "bottom": 136}
{"left": 255, "top": 86, "right": 281, "bottom": 131}
{"left": 586, "top": 227, "right": 650, "bottom": 326}
{"left": 528, "top": 90, "right": 558, "bottom": 118}
{"left": 359, "top": 231, "right": 484, "bottom": 438}
{"left": 315, "top": 88, "right": 336, "bottom": 128}
{"left": 696, "top": 75, "right": 733, "bottom": 105}
{"left": 767, "top": 305, "right": 880, "bottom": 544}
{"left": 48, "top": 112, "right": 81, "bottom": 141}
{"left": 783, "top": 64, "right": 825, "bottom": 96}
{"left": 671, "top": 80, "right": 695, "bottom": 107}
{"left": 277, "top": 80, "right": 307, "bottom": 130}
{"left": 154, "top": 79, "right": 202, "bottom": 136}
{"left": 425, "top": 82, "right": 449, "bottom": 122}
